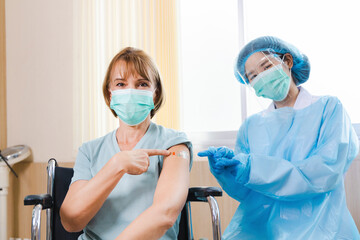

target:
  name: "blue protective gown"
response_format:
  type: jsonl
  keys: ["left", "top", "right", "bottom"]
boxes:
{"left": 218, "top": 95, "right": 359, "bottom": 239}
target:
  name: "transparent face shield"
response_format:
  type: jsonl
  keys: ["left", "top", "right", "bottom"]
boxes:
{"left": 246, "top": 53, "right": 284, "bottom": 84}
{"left": 236, "top": 51, "right": 294, "bottom": 111}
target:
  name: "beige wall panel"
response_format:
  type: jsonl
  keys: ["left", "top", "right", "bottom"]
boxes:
{"left": 6, "top": 0, "right": 74, "bottom": 163}
{"left": 0, "top": 0, "right": 6, "bottom": 150}
{"left": 345, "top": 158, "right": 360, "bottom": 229}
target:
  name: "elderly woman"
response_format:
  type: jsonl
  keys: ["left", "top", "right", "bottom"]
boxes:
{"left": 199, "top": 36, "right": 359, "bottom": 239}
{"left": 60, "top": 47, "right": 192, "bottom": 240}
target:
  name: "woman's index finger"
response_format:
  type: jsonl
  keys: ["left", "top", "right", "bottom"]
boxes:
{"left": 143, "top": 149, "right": 171, "bottom": 156}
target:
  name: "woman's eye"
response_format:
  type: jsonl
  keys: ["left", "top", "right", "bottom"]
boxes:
{"left": 116, "top": 82, "right": 125, "bottom": 87}
{"left": 139, "top": 82, "right": 149, "bottom": 87}
{"left": 250, "top": 74, "right": 257, "bottom": 80}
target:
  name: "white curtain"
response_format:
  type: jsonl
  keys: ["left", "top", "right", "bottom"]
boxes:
{"left": 73, "top": 0, "right": 180, "bottom": 151}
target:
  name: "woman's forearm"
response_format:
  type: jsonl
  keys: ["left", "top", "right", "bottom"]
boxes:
{"left": 60, "top": 157, "right": 125, "bottom": 232}
{"left": 115, "top": 203, "right": 178, "bottom": 240}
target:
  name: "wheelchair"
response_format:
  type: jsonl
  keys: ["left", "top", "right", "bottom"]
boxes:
{"left": 24, "top": 158, "right": 223, "bottom": 240}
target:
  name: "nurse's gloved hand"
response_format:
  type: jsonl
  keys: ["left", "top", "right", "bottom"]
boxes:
{"left": 214, "top": 153, "right": 250, "bottom": 185}
{"left": 198, "top": 146, "right": 238, "bottom": 174}
{"left": 212, "top": 157, "right": 240, "bottom": 174}
{"left": 198, "top": 146, "right": 234, "bottom": 159}
{"left": 213, "top": 146, "right": 235, "bottom": 159}
{"left": 232, "top": 153, "right": 250, "bottom": 184}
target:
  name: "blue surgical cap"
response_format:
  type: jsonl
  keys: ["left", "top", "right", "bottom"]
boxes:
{"left": 234, "top": 36, "right": 310, "bottom": 85}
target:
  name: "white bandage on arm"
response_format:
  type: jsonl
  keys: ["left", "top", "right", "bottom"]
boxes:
{"left": 170, "top": 151, "right": 190, "bottom": 159}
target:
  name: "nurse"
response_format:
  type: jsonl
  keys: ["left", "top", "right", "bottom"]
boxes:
{"left": 198, "top": 36, "right": 360, "bottom": 239}
{"left": 60, "top": 47, "right": 192, "bottom": 240}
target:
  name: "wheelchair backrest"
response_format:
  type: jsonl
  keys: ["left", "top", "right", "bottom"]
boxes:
{"left": 53, "top": 167, "right": 83, "bottom": 240}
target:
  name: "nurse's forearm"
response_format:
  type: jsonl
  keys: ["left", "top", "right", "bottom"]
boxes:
{"left": 60, "top": 157, "right": 126, "bottom": 232}
{"left": 216, "top": 172, "right": 250, "bottom": 201}
{"left": 244, "top": 153, "right": 346, "bottom": 201}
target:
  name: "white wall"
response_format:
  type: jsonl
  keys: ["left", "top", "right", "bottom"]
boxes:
{"left": 6, "top": 0, "right": 74, "bottom": 162}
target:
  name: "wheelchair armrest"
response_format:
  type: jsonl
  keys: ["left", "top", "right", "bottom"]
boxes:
{"left": 24, "top": 194, "right": 53, "bottom": 209}
{"left": 187, "top": 187, "right": 222, "bottom": 202}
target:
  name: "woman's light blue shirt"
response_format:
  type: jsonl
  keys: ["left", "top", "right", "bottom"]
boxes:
{"left": 71, "top": 122, "right": 193, "bottom": 240}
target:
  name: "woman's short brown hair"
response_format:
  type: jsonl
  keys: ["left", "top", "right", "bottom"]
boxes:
{"left": 102, "top": 47, "right": 165, "bottom": 118}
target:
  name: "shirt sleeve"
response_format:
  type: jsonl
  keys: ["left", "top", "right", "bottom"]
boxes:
{"left": 71, "top": 144, "right": 93, "bottom": 185}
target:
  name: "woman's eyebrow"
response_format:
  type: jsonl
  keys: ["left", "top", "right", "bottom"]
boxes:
{"left": 137, "top": 78, "right": 150, "bottom": 82}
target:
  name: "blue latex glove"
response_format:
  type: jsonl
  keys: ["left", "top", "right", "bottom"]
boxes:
{"left": 198, "top": 146, "right": 238, "bottom": 174}
{"left": 198, "top": 146, "right": 249, "bottom": 183}
{"left": 232, "top": 153, "right": 250, "bottom": 184}
{"left": 198, "top": 146, "right": 251, "bottom": 200}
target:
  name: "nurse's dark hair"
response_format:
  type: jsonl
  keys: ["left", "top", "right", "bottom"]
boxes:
{"left": 102, "top": 47, "right": 165, "bottom": 118}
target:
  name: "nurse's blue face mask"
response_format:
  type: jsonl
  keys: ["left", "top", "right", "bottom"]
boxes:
{"left": 110, "top": 89, "right": 155, "bottom": 126}
{"left": 246, "top": 54, "right": 291, "bottom": 101}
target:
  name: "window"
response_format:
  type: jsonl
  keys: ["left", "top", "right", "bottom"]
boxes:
{"left": 179, "top": 0, "right": 242, "bottom": 132}
{"left": 180, "top": 0, "right": 360, "bottom": 148}
{"left": 243, "top": 0, "right": 360, "bottom": 123}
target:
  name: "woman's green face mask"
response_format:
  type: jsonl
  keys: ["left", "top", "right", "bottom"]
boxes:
{"left": 110, "top": 89, "right": 155, "bottom": 126}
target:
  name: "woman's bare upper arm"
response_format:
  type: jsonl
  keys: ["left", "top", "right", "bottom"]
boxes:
{"left": 152, "top": 144, "right": 190, "bottom": 208}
